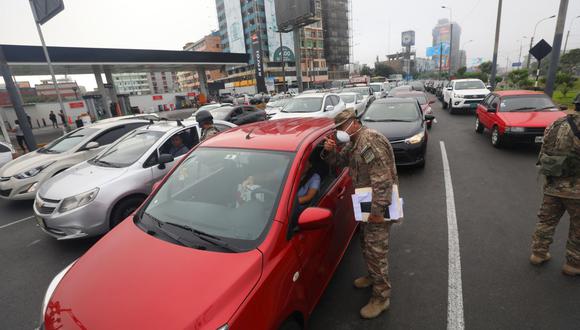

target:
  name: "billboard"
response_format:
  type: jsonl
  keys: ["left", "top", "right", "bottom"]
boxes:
{"left": 265, "top": 0, "right": 296, "bottom": 62}
{"left": 402, "top": 30, "right": 415, "bottom": 47}
{"left": 274, "top": 0, "right": 317, "bottom": 31}
{"left": 223, "top": 0, "right": 246, "bottom": 53}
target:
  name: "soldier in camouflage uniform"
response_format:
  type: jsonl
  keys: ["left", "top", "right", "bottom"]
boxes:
{"left": 323, "top": 109, "right": 398, "bottom": 318}
{"left": 195, "top": 110, "right": 220, "bottom": 141}
{"left": 530, "top": 93, "right": 580, "bottom": 276}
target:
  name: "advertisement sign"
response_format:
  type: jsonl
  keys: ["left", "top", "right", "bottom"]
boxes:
{"left": 252, "top": 33, "right": 267, "bottom": 93}
{"left": 152, "top": 95, "right": 163, "bottom": 101}
{"left": 68, "top": 101, "right": 84, "bottom": 109}
{"left": 402, "top": 30, "right": 415, "bottom": 47}
{"left": 266, "top": 78, "right": 276, "bottom": 92}
{"left": 223, "top": 0, "right": 246, "bottom": 53}
{"left": 264, "top": 0, "right": 295, "bottom": 62}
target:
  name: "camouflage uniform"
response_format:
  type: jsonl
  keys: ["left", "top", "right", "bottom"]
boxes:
{"left": 325, "top": 126, "right": 398, "bottom": 301}
{"left": 200, "top": 126, "right": 219, "bottom": 141}
{"left": 532, "top": 112, "right": 580, "bottom": 267}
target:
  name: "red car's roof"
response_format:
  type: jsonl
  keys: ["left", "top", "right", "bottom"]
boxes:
{"left": 495, "top": 90, "right": 546, "bottom": 97}
{"left": 202, "top": 117, "right": 334, "bottom": 152}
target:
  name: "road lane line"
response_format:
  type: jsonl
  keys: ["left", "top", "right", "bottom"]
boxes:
{"left": 0, "top": 216, "right": 34, "bottom": 230}
{"left": 440, "top": 141, "right": 465, "bottom": 330}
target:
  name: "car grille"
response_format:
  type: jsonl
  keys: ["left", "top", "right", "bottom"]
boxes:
{"left": 0, "top": 176, "right": 10, "bottom": 182}
{"left": 465, "top": 100, "right": 481, "bottom": 105}
{"left": 0, "top": 189, "right": 12, "bottom": 197}
{"left": 465, "top": 95, "right": 486, "bottom": 99}
{"left": 525, "top": 127, "right": 546, "bottom": 134}
{"left": 35, "top": 196, "right": 61, "bottom": 215}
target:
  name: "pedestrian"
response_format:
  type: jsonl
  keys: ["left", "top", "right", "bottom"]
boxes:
{"left": 322, "top": 109, "right": 398, "bottom": 319}
{"left": 195, "top": 110, "right": 220, "bottom": 141}
{"left": 58, "top": 110, "right": 65, "bottom": 125}
{"left": 49, "top": 111, "right": 58, "bottom": 128}
{"left": 11, "top": 120, "right": 27, "bottom": 153}
{"left": 531, "top": 93, "right": 580, "bottom": 276}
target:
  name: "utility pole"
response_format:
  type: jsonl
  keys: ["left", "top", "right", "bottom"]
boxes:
{"left": 438, "top": 42, "right": 443, "bottom": 79}
{"left": 490, "top": 0, "right": 503, "bottom": 90}
{"left": 545, "top": 0, "right": 569, "bottom": 96}
{"left": 294, "top": 29, "right": 303, "bottom": 92}
{"left": 563, "top": 15, "right": 580, "bottom": 54}
{"left": 279, "top": 32, "right": 287, "bottom": 92}
{"left": 0, "top": 46, "right": 37, "bottom": 151}
{"left": 527, "top": 15, "right": 556, "bottom": 69}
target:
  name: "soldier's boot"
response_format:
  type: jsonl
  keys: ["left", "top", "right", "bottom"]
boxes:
{"left": 353, "top": 276, "right": 372, "bottom": 289}
{"left": 530, "top": 252, "right": 551, "bottom": 265}
{"left": 360, "top": 298, "right": 390, "bottom": 319}
{"left": 562, "top": 263, "right": 580, "bottom": 276}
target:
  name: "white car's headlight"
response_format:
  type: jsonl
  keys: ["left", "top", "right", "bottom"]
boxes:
{"left": 405, "top": 131, "right": 426, "bottom": 145}
{"left": 59, "top": 188, "right": 99, "bottom": 213}
{"left": 40, "top": 260, "right": 77, "bottom": 325}
{"left": 14, "top": 162, "right": 54, "bottom": 179}
{"left": 506, "top": 126, "right": 525, "bottom": 133}
{"left": 454, "top": 94, "right": 464, "bottom": 98}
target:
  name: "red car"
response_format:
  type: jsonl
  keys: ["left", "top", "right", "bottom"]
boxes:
{"left": 40, "top": 118, "right": 358, "bottom": 330}
{"left": 475, "top": 90, "right": 567, "bottom": 148}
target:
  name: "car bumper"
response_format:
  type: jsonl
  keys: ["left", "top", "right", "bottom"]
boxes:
{"left": 33, "top": 196, "right": 110, "bottom": 240}
{"left": 503, "top": 131, "right": 545, "bottom": 144}
{"left": 391, "top": 140, "right": 427, "bottom": 166}
{"left": 452, "top": 98, "right": 483, "bottom": 109}
{"left": 0, "top": 177, "right": 40, "bottom": 200}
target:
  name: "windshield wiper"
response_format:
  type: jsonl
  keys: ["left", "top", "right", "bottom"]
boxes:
{"left": 142, "top": 213, "right": 192, "bottom": 247}
{"left": 368, "top": 119, "right": 413, "bottom": 122}
{"left": 537, "top": 106, "right": 557, "bottom": 111}
{"left": 510, "top": 107, "right": 536, "bottom": 112}
{"left": 164, "top": 221, "right": 240, "bottom": 252}
{"left": 93, "top": 160, "right": 120, "bottom": 168}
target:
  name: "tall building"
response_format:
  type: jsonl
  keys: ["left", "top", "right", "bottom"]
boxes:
{"left": 321, "top": 0, "right": 350, "bottom": 79}
{"left": 35, "top": 78, "right": 83, "bottom": 101}
{"left": 215, "top": 0, "right": 332, "bottom": 91}
{"left": 148, "top": 72, "right": 178, "bottom": 94}
{"left": 113, "top": 73, "right": 151, "bottom": 95}
{"left": 459, "top": 50, "right": 467, "bottom": 69}
{"left": 177, "top": 31, "right": 226, "bottom": 92}
{"left": 432, "top": 18, "right": 461, "bottom": 73}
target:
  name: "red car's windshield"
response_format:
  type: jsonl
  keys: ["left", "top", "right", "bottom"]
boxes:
{"left": 499, "top": 95, "right": 557, "bottom": 112}
{"left": 140, "top": 148, "right": 292, "bottom": 251}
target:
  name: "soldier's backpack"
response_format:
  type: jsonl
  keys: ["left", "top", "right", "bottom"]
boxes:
{"left": 538, "top": 115, "right": 580, "bottom": 177}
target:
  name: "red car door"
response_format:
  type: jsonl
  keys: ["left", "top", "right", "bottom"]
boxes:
{"left": 289, "top": 135, "right": 356, "bottom": 312}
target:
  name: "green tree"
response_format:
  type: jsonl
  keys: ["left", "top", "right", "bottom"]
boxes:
{"left": 556, "top": 71, "right": 577, "bottom": 97}
{"left": 374, "top": 63, "right": 396, "bottom": 77}
{"left": 560, "top": 49, "right": 580, "bottom": 74}
{"left": 508, "top": 69, "right": 532, "bottom": 88}
{"left": 360, "top": 65, "right": 373, "bottom": 76}
{"left": 456, "top": 66, "right": 467, "bottom": 78}
{"left": 479, "top": 61, "right": 494, "bottom": 75}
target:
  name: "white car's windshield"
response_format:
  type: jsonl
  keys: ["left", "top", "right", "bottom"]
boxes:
{"left": 364, "top": 102, "right": 420, "bottom": 122}
{"left": 455, "top": 81, "right": 486, "bottom": 90}
{"left": 92, "top": 130, "right": 164, "bottom": 167}
{"left": 282, "top": 97, "right": 323, "bottom": 113}
{"left": 39, "top": 127, "right": 99, "bottom": 154}
{"left": 339, "top": 94, "right": 356, "bottom": 104}
{"left": 370, "top": 85, "right": 382, "bottom": 92}
{"left": 142, "top": 148, "right": 292, "bottom": 249}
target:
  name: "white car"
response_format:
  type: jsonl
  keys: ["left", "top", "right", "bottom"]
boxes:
{"left": 369, "top": 82, "right": 388, "bottom": 99}
{"left": 338, "top": 92, "right": 367, "bottom": 115}
{"left": 443, "top": 79, "right": 491, "bottom": 114}
{"left": 265, "top": 98, "right": 292, "bottom": 118}
{"left": 0, "top": 120, "right": 149, "bottom": 200}
{"left": 270, "top": 93, "right": 346, "bottom": 119}
{"left": 0, "top": 142, "right": 15, "bottom": 168}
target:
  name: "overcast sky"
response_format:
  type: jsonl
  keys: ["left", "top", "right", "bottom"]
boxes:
{"left": 1, "top": 0, "right": 579, "bottom": 89}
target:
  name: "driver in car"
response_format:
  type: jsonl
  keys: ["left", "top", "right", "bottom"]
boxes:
{"left": 168, "top": 135, "right": 189, "bottom": 158}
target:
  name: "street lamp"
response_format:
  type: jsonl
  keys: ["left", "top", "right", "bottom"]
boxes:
{"left": 526, "top": 14, "right": 556, "bottom": 69}
{"left": 563, "top": 15, "right": 580, "bottom": 54}
{"left": 461, "top": 39, "right": 474, "bottom": 48}
{"left": 442, "top": 5, "right": 453, "bottom": 76}
{"left": 518, "top": 36, "right": 527, "bottom": 68}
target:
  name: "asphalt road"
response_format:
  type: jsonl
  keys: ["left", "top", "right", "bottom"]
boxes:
{"left": 1, "top": 100, "right": 578, "bottom": 329}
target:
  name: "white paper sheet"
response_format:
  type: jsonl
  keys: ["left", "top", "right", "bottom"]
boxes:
{"left": 352, "top": 185, "right": 404, "bottom": 222}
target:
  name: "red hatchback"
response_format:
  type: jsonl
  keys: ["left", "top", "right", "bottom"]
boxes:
{"left": 475, "top": 90, "right": 567, "bottom": 147}
{"left": 40, "top": 118, "right": 358, "bottom": 330}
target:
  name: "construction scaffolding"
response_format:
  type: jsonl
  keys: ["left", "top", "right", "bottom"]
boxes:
{"left": 320, "top": 0, "right": 350, "bottom": 80}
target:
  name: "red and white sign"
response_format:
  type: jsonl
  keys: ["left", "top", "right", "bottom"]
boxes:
{"left": 152, "top": 95, "right": 163, "bottom": 101}
{"left": 68, "top": 101, "right": 84, "bottom": 109}
{"left": 187, "top": 92, "right": 197, "bottom": 97}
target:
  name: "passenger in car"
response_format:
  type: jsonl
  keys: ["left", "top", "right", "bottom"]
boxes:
{"left": 297, "top": 160, "right": 321, "bottom": 207}
{"left": 168, "top": 135, "right": 189, "bottom": 158}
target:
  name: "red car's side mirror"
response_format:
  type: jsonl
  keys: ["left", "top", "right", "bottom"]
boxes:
{"left": 298, "top": 207, "right": 332, "bottom": 231}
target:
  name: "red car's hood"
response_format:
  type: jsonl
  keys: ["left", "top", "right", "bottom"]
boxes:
{"left": 498, "top": 110, "right": 566, "bottom": 127}
{"left": 44, "top": 220, "right": 262, "bottom": 330}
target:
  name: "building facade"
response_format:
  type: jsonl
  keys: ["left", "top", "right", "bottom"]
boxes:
{"left": 148, "top": 72, "right": 178, "bottom": 94}
{"left": 112, "top": 73, "right": 151, "bottom": 95}
{"left": 321, "top": 0, "right": 350, "bottom": 80}
{"left": 35, "top": 78, "right": 82, "bottom": 101}
{"left": 432, "top": 18, "right": 462, "bottom": 73}
{"left": 177, "top": 31, "right": 226, "bottom": 92}
{"left": 0, "top": 82, "right": 38, "bottom": 107}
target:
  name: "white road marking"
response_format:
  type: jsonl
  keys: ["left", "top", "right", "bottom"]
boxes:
{"left": 440, "top": 141, "right": 465, "bottom": 330}
{"left": 0, "top": 216, "right": 34, "bottom": 230}
{"left": 26, "top": 239, "right": 41, "bottom": 247}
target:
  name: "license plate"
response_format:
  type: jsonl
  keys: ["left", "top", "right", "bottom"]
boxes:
{"left": 36, "top": 216, "right": 46, "bottom": 228}
{"left": 535, "top": 136, "right": 544, "bottom": 143}
{"left": 470, "top": 103, "right": 477, "bottom": 108}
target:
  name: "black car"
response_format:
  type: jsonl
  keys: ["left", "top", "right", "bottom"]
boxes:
{"left": 361, "top": 98, "right": 433, "bottom": 167}
{"left": 209, "top": 105, "right": 267, "bottom": 125}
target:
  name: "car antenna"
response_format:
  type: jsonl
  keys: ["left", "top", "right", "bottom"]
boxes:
{"left": 245, "top": 128, "right": 255, "bottom": 140}
{"left": 176, "top": 119, "right": 184, "bottom": 127}
{"left": 146, "top": 119, "right": 154, "bottom": 129}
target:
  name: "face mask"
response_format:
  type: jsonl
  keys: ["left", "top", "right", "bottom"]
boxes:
{"left": 336, "top": 130, "right": 351, "bottom": 144}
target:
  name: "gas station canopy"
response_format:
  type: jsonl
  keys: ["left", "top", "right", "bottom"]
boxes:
{"left": 0, "top": 44, "right": 250, "bottom": 76}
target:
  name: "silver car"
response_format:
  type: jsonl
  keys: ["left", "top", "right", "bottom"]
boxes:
{"left": 34, "top": 119, "right": 235, "bottom": 240}
{"left": 338, "top": 92, "right": 368, "bottom": 115}
{"left": 0, "top": 120, "right": 149, "bottom": 200}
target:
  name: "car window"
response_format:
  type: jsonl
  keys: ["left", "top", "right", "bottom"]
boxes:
{"left": 323, "top": 96, "right": 333, "bottom": 108}
{"left": 282, "top": 97, "right": 324, "bottom": 113}
{"left": 339, "top": 94, "right": 355, "bottom": 104}
{"left": 92, "top": 130, "right": 164, "bottom": 168}
{"left": 482, "top": 94, "right": 494, "bottom": 107}
{"left": 499, "top": 95, "right": 556, "bottom": 112}
{"left": 92, "top": 123, "right": 145, "bottom": 146}
{"left": 0, "top": 144, "right": 10, "bottom": 153}
{"left": 38, "top": 127, "right": 99, "bottom": 154}
{"left": 488, "top": 96, "right": 499, "bottom": 109}
{"left": 141, "top": 148, "right": 293, "bottom": 250}
{"left": 455, "top": 81, "right": 486, "bottom": 90}
{"left": 363, "top": 102, "right": 421, "bottom": 122}
{"left": 333, "top": 95, "right": 342, "bottom": 105}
